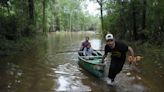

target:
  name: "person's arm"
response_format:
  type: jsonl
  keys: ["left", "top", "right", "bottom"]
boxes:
{"left": 102, "top": 45, "right": 108, "bottom": 63}
{"left": 102, "top": 54, "right": 107, "bottom": 63}
{"left": 90, "top": 48, "right": 94, "bottom": 54}
{"left": 127, "top": 46, "right": 135, "bottom": 64}
{"left": 83, "top": 48, "right": 86, "bottom": 56}
{"left": 128, "top": 46, "right": 134, "bottom": 57}
{"left": 80, "top": 42, "right": 84, "bottom": 51}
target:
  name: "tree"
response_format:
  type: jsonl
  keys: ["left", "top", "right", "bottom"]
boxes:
{"left": 28, "top": 0, "right": 34, "bottom": 22}
{"left": 96, "top": 0, "right": 104, "bottom": 32}
{"left": 142, "top": 0, "right": 146, "bottom": 30}
{"left": 42, "top": 0, "right": 46, "bottom": 33}
{"left": 131, "top": 0, "right": 137, "bottom": 40}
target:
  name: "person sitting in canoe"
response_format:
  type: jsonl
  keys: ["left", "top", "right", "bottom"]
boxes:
{"left": 83, "top": 43, "right": 99, "bottom": 60}
{"left": 83, "top": 43, "right": 94, "bottom": 56}
{"left": 80, "top": 36, "right": 91, "bottom": 51}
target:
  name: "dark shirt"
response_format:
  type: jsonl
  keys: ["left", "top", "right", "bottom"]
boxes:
{"left": 104, "top": 40, "right": 128, "bottom": 62}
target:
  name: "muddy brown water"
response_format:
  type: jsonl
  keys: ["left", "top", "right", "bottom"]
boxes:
{"left": 0, "top": 32, "right": 163, "bottom": 92}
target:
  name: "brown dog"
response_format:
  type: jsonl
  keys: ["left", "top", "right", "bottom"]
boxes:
{"left": 128, "top": 56, "right": 144, "bottom": 65}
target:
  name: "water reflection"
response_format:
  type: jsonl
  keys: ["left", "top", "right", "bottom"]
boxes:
{"left": 134, "top": 47, "right": 164, "bottom": 92}
{"left": 0, "top": 38, "right": 54, "bottom": 92}
{"left": 90, "top": 39, "right": 102, "bottom": 50}
{"left": 48, "top": 32, "right": 148, "bottom": 92}
{"left": 0, "top": 32, "right": 163, "bottom": 92}
{"left": 54, "top": 63, "right": 91, "bottom": 91}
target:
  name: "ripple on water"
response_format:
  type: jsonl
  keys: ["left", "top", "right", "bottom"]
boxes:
{"left": 53, "top": 63, "right": 91, "bottom": 91}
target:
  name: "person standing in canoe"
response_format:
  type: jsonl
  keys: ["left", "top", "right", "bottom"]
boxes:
{"left": 80, "top": 36, "right": 91, "bottom": 51}
{"left": 102, "top": 33, "right": 134, "bottom": 85}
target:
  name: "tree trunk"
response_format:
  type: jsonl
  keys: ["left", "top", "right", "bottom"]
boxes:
{"left": 69, "top": 13, "right": 72, "bottom": 31}
{"left": 56, "top": 16, "right": 60, "bottom": 31}
{"left": 28, "top": 0, "right": 34, "bottom": 22}
{"left": 100, "top": 3, "right": 104, "bottom": 33}
{"left": 154, "top": 0, "right": 162, "bottom": 45}
{"left": 119, "top": 0, "right": 126, "bottom": 39}
{"left": 27, "top": 0, "right": 35, "bottom": 35}
{"left": 132, "top": 0, "right": 137, "bottom": 40}
{"left": 142, "top": 0, "right": 146, "bottom": 30}
{"left": 97, "top": 0, "right": 104, "bottom": 33}
{"left": 43, "top": 0, "right": 46, "bottom": 33}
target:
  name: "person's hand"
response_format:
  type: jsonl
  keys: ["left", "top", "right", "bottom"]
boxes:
{"left": 98, "top": 60, "right": 106, "bottom": 66}
{"left": 128, "top": 56, "right": 134, "bottom": 65}
{"left": 103, "top": 61, "right": 107, "bottom": 65}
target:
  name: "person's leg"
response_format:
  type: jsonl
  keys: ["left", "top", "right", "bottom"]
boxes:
{"left": 116, "top": 61, "right": 125, "bottom": 73}
{"left": 108, "top": 60, "right": 117, "bottom": 82}
{"left": 108, "top": 60, "right": 125, "bottom": 82}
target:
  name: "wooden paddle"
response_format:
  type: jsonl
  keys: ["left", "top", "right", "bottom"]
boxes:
{"left": 56, "top": 49, "right": 104, "bottom": 54}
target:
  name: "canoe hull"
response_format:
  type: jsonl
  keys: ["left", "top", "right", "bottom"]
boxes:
{"left": 78, "top": 58, "right": 104, "bottom": 77}
{"left": 78, "top": 51, "right": 104, "bottom": 78}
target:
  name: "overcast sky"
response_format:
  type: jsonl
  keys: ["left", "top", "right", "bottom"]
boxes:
{"left": 82, "top": 0, "right": 100, "bottom": 16}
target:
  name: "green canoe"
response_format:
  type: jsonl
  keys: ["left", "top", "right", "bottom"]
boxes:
{"left": 78, "top": 51, "right": 105, "bottom": 78}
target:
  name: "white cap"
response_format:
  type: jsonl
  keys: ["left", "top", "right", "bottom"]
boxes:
{"left": 105, "top": 33, "right": 114, "bottom": 40}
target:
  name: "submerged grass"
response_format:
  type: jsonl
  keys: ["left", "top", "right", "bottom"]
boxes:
{"left": 0, "top": 34, "right": 47, "bottom": 58}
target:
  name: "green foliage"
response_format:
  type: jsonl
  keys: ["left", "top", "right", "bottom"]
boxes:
{"left": 103, "top": 0, "right": 164, "bottom": 45}
{"left": 55, "top": 0, "right": 98, "bottom": 31}
{"left": 0, "top": 0, "right": 99, "bottom": 39}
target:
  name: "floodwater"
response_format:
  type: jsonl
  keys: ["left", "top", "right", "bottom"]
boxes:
{"left": 0, "top": 32, "right": 163, "bottom": 92}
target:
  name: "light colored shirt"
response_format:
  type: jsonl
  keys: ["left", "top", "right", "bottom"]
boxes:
{"left": 83, "top": 47, "right": 94, "bottom": 56}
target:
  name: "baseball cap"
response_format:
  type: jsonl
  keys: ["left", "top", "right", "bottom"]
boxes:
{"left": 105, "top": 33, "right": 114, "bottom": 40}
